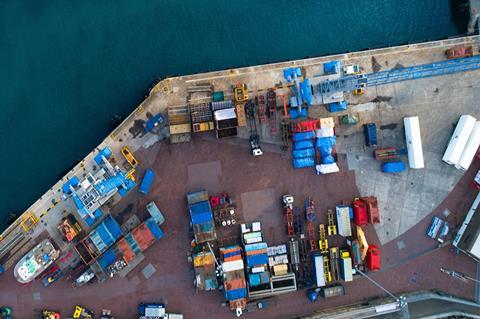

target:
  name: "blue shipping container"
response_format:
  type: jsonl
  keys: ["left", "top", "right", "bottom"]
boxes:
{"left": 103, "top": 215, "right": 123, "bottom": 240}
{"left": 245, "top": 242, "right": 268, "bottom": 252}
{"left": 249, "top": 274, "right": 261, "bottom": 286}
{"left": 145, "top": 218, "right": 165, "bottom": 240}
{"left": 293, "top": 140, "right": 314, "bottom": 150}
{"left": 292, "top": 157, "right": 315, "bottom": 168}
{"left": 97, "top": 249, "right": 117, "bottom": 270}
{"left": 382, "top": 161, "right": 406, "bottom": 173}
{"left": 292, "top": 148, "right": 315, "bottom": 159}
{"left": 189, "top": 201, "right": 213, "bottom": 225}
{"left": 246, "top": 253, "right": 269, "bottom": 267}
{"left": 293, "top": 131, "right": 315, "bottom": 141}
{"left": 225, "top": 288, "right": 248, "bottom": 301}
{"left": 327, "top": 101, "right": 347, "bottom": 112}
{"left": 363, "top": 123, "right": 378, "bottom": 146}
{"left": 139, "top": 168, "right": 155, "bottom": 194}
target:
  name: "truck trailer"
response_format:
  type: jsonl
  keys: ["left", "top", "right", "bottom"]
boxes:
{"left": 443, "top": 115, "right": 476, "bottom": 166}
{"left": 404, "top": 116, "right": 424, "bottom": 169}
{"left": 456, "top": 121, "right": 480, "bottom": 171}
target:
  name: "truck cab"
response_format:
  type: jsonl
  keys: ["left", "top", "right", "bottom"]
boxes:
{"left": 250, "top": 135, "right": 263, "bottom": 157}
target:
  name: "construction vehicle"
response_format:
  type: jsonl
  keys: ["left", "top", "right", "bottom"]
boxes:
{"left": 233, "top": 82, "right": 248, "bottom": 102}
{"left": 143, "top": 113, "right": 165, "bottom": 133}
{"left": 121, "top": 146, "right": 139, "bottom": 168}
{"left": 73, "top": 306, "right": 94, "bottom": 319}
{"left": 283, "top": 195, "right": 295, "bottom": 236}
{"left": 41, "top": 265, "right": 63, "bottom": 287}
{"left": 245, "top": 101, "right": 263, "bottom": 156}
{"left": 445, "top": 46, "right": 473, "bottom": 59}
{"left": 256, "top": 95, "right": 266, "bottom": 124}
{"left": 41, "top": 310, "right": 60, "bottom": 319}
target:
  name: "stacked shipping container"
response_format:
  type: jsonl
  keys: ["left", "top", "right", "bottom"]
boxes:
{"left": 187, "top": 191, "right": 217, "bottom": 244}
{"left": 220, "top": 246, "right": 248, "bottom": 312}
{"left": 316, "top": 117, "right": 339, "bottom": 174}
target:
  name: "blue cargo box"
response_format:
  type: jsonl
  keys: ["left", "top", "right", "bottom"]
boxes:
{"left": 246, "top": 253, "right": 269, "bottom": 267}
{"left": 146, "top": 218, "right": 165, "bottom": 240}
{"left": 327, "top": 101, "right": 347, "bottom": 112}
{"left": 382, "top": 161, "right": 406, "bottom": 173}
{"left": 324, "top": 61, "right": 341, "bottom": 75}
{"left": 189, "top": 201, "right": 213, "bottom": 225}
{"left": 225, "top": 288, "right": 247, "bottom": 301}
{"left": 293, "top": 140, "right": 314, "bottom": 150}
{"left": 138, "top": 168, "right": 155, "bottom": 194}
{"left": 293, "top": 131, "right": 315, "bottom": 141}
{"left": 245, "top": 242, "right": 268, "bottom": 252}
{"left": 292, "top": 157, "right": 315, "bottom": 169}
{"left": 292, "top": 148, "right": 315, "bottom": 159}
{"left": 363, "top": 123, "right": 378, "bottom": 146}
{"left": 249, "top": 273, "right": 261, "bottom": 286}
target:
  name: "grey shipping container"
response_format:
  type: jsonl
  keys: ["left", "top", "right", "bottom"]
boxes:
{"left": 321, "top": 284, "right": 345, "bottom": 299}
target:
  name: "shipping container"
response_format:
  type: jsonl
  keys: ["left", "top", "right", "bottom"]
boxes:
{"left": 211, "top": 100, "right": 233, "bottom": 111}
{"left": 339, "top": 257, "right": 353, "bottom": 282}
{"left": 363, "top": 123, "right": 377, "bottom": 146}
{"left": 362, "top": 197, "right": 380, "bottom": 224}
{"left": 404, "top": 117, "right": 424, "bottom": 169}
{"left": 312, "top": 254, "right": 326, "bottom": 288}
{"left": 456, "top": 121, "right": 480, "bottom": 171}
{"left": 192, "top": 121, "right": 214, "bottom": 132}
{"left": 315, "top": 127, "right": 335, "bottom": 138}
{"left": 139, "top": 169, "right": 155, "bottom": 195}
{"left": 131, "top": 222, "right": 156, "bottom": 251}
{"left": 117, "top": 238, "right": 136, "bottom": 263}
{"left": 145, "top": 218, "right": 165, "bottom": 240}
{"left": 327, "top": 101, "right": 347, "bottom": 112}
{"left": 169, "top": 124, "right": 192, "bottom": 135}
{"left": 443, "top": 115, "right": 476, "bottom": 166}
{"left": 336, "top": 206, "right": 352, "bottom": 237}
{"left": 353, "top": 199, "right": 368, "bottom": 226}
{"left": 366, "top": 245, "right": 381, "bottom": 271}
{"left": 292, "top": 157, "right": 315, "bottom": 169}
{"left": 146, "top": 201, "right": 165, "bottom": 225}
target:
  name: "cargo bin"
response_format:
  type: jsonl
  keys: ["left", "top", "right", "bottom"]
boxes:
{"left": 146, "top": 218, "right": 165, "bottom": 240}
{"left": 353, "top": 199, "right": 368, "bottom": 226}
{"left": 339, "top": 257, "right": 353, "bottom": 282}
{"left": 131, "top": 223, "right": 156, "bottom": 251}
{"left": 139, "top": 169, "right": 155, "bottom": 194}
{"left": 366, "top": 245, "right": 381, "bottom": 271}
{"left": 363, "top": 123, "right": 377, "bottom": 146}
{"left": 216, "top": 127, "right": 237, "bottom": 138}
{"left": 382, "top": 161, "right": 405, "bottom": 173}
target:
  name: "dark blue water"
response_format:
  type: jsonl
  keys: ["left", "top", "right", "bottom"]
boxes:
{"left": 0, "top": 0, "right": 465, "bottom": 228}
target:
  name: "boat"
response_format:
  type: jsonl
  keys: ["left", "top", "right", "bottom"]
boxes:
{"left": 14, "top": 239, "right": 60, "bottom": 283}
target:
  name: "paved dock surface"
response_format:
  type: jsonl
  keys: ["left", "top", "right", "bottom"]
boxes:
{"left": 1, "top": 36, "right": 480, "bottom": 318}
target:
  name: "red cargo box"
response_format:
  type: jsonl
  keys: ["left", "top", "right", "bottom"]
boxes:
{"left": 366, "top": 245, "right": 381, "bottom": 271}
{"left": 293, "top": 119, "right": 319, "bottom": 132}
{"left": 353, "top": 199, "right": 368, "bottom": 226}
{"left": 445, "top": 46, "right": 473, "bottom": 59}
{"left": 224, "top": 278, "right": 247, "bottom": 291}
{"left": 117, "top": 238, "right": 136, "bottom": 263}
{"left": 362, "top": 196, "right": 380, "bottom": 224}
{"left": 132, "top": 223, "right": 155, "bottom": 251}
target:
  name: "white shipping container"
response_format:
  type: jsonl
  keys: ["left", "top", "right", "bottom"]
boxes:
{"left": 222, "top": 259, "right": 244, "bottom": 272}
{"left": 443, "top": 115, "right": 477, "bottom": 166}
{"left": 404, "top": 116, "right": 424, "bottom": 169}
{"left": 456, "top": 121, "right": 480, "bottom": 171}
{"left": 313, "top": 255, "right": 326, "bottom": 287}
{"left": 336, "top": 206, "right": 352, "bottom": 237}
{"left": 340, "top": 257, "right": 353, "bottom": 282}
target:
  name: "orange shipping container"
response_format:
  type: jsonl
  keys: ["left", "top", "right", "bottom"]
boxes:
{"left": 132, "top": 223, "right": 155, "bottom": 251}
{"left": 246, "top": 248, "right": 268, "bottom": 256}
{"left": 117, "top": 238, "right": 136, "bottom": 263}
{"left": 224, "top": 278, "right": 247, "bottom": 291}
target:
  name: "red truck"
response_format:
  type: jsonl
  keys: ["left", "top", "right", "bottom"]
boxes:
{"left": 353, "top": 199, "right": 368, "bottom": 226}
{"left": 445, "top": 46, "right": 473, "bottom": 59}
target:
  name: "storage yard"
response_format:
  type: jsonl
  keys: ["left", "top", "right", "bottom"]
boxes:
{"left": 1, "top": 35, "right": 480, "bottom": 318}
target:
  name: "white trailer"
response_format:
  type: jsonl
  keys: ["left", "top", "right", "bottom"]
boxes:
{"left": 313, "top": 255, "right": 326, "bottom": 287}
{"left": 404, "top": 117, "right": 424, "bottom": 169}
{"left": 456, "top": 121, "right": 480, "bottom": 171}
{"left": 443, "top": 115, "right": 477, "bottom": 166}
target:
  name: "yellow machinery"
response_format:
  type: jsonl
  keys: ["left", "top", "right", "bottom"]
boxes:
{"left": 323, "top": 255, "right": 332, "bottom": 283}
{"left": 20, "top": 212, "right": 39, "bottom": 233}
{"left": 233, "top": 82, "right": 248, "bottom": 102}
{"left": 327, "top": 209, "right": 337, "bottom": 236}
{"left": 126, "top": 168, "right": 136, "bottom": 182}
{"left": 353, "top": 88, "right": 365, "bottom": 95}
{"left": 356, "top": 225, "right": 369, "bottom": 261}
{"left": 318, "top": 224, "right": 328, "bottom": 254}
{"left": 121, "top": 146, "right": 138, "bottom": 168}
{"left": 73, "top": 306, "right": 94, "bottom": 319}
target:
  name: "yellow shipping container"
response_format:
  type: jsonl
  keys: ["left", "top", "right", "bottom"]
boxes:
{"left": 170, "top": 124, "right": 192, "bottom": 134}
{"left": 273, "top": 264, "right": 288, "bottom": 276}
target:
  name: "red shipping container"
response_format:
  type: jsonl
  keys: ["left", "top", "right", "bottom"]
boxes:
{"left": 132, "top": 223, "right": 155, "bottom": 251}
{"left": 366, "top": 245, "right": 381, "bottom": 271}
{"left": 353, "top": 199, "right": 368, "bottom": 226}
{"left": 224, "top": 278, "right": 247, "bottom": 291}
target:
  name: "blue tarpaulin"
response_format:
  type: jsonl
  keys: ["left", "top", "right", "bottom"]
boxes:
{"left": 246, "top": 253, "right": 269, "bottom": 267}
{"left": 225, "top": 288, "right": 247, "bottom": 301}
{"left": 293, "top": 131, "right": 315, "bottom": 141}
{"left": 97, "top": 249, "right": 117, "bottom": 270}
{"left": 62, "top": 176, "right": 79, "bottom": 194}
{"left": 292, "top": 148, "right": 315, "bottom": 159}
{"left": 94, "top": 147, "right": 112, "bottom": 165}
{"left": 301, "top": 79, "right": 312, "bottom": 106}
{"left": 323, "top": 61, "right": 341, "bottom": 75}
{"left": 327, "top": 101, "right": 347, "bottom": 112}
{"left": 382, "top": 161, "right": 406, "bottom": 173}
{"left": 283, "top": 67, "right": 302, "bottom": 82}
{"left": 189, "top": 201, "right": 213, "bottom": 225}
{"left": 292, "top": 157, "right": 315, "bottom": 168}
{"left": 95, "top": 174, "right": 127, "bottom": 196}
{"left": 322, "top": 155, "right": 335, "bottom": 164}
{"left": 290, "top": 108, "right": 308, "bottom": 119}
{"left": 293, "top": 140, "right": 314, "bottom": 150}
{"left": 315, "top": 136, "right": 336, "bottom": 157}
{"left": 145, "top": 218, "right": 165, "bottom": 240}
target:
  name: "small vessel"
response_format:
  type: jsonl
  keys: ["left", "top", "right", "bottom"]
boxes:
{"left": 14, "top": 239, "right": 60, "bottom": 283}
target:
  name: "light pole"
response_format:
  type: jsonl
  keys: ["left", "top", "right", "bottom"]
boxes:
{"left": 355, "top": 267, "right": 409, "bottom": 315}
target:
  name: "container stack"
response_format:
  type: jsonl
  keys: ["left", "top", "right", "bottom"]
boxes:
{"left": 190, "top": 103, "right": 214, "bottom": 133}
{"left": 214, "top": 107, "right": 238, "bottom": 138}
{"left": 292, "top": 131, "right": 315, "bottom": 168}
{"left": 339, "top": 250, "right": 353, "bottom": 282}
{"left": 168, "top": 106, "right": 192, "bottom": 143}
{"left": 220, "top": 245, "right": 247, "bottom": 313}
{"left": 267, "top": 244, "right": 289, "bottom": 276}
{"left": 193, "top": 251, "right": 218, "bottom": 291}
{"left": 316, "top": 117, "right": 340, "bottom": 175}
{"left": 187, "top": 190, "right": 217, "bottom": 244}
{"left": 335, "top": 205, "right": 352, "bottom": 237}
